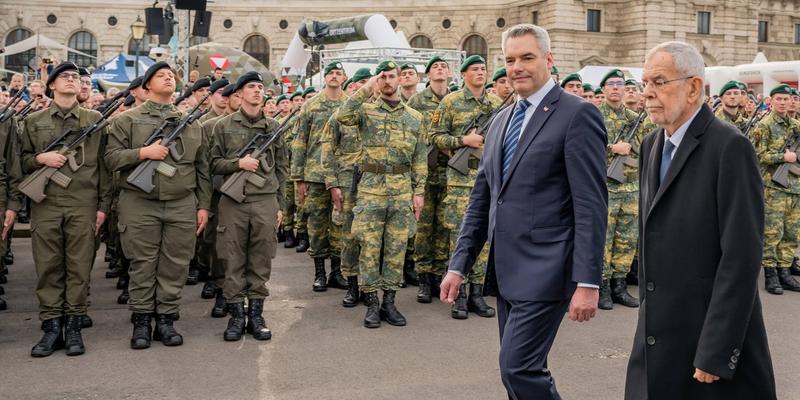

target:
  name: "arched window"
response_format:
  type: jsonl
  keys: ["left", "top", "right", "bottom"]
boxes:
{"left": 67, "top": 31, "right": 97, "bottom": 68}
{"left": 4, "top": 28, "right": 35, "bottom": 74}
{"left": 409, "top": 34, "right": 433, "bottom": 49}
{"left": 243, "top": 34, "right": 269, "bottom": 68}
{"left": 462, "top": 34, "right": 487, "bottom": 60}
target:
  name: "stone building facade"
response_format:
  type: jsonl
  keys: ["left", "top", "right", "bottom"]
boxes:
{"left": 1, "top": 0, "right": 798, "bottom": 78}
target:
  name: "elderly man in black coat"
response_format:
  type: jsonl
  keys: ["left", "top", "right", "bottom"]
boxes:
{"left": 625, "top": 41, "right": 777, "bottom": 399}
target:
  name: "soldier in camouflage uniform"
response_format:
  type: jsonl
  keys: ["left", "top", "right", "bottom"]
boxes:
{"left": 430, "top": 55, "right": 500, "bottom": 320}
{"left": 598, "top": 69, "right": 641, "bottom": 310}
{"left": 593, "top": 87, "right": 605, "bottom": 107}
{"left": 752, "top": 84, "right": 800, "bottom": 295}
{"left": 407, "top": 55, "right": 451, "bottom": 303}
{"left": 715, "top": 80, "right": 748, "bottom": 131}
{"left": 262, "top": 96, "right": 277, "bottom": 117}
{"left": 623, "top": 79, "right": 643, "bottom": 112}
{"left": 581, "top": 83, "right": 595, "bottom": 103}
{"left": 336, "top": 61, "right": 427, "bottom": 328}
{"left": 278, "top": 95, "right": 308, "bottom": 250}
{"left": 492, "top": 67, "right": 514, "bottom": 100}
{"left": 291, "top": 62, "right": 349, "bottom": 292}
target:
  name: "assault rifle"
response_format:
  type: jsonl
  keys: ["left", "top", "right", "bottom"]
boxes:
{"left": 607, "top": 110, "right": 647, "bottom": 184}
{"left": 447, "top": 92, "right": 514, "bottom": 175}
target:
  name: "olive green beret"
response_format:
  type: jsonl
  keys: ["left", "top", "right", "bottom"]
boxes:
{"left": 550, "top": 66, "right": 559, "bottom": 75}
{"left": 736, "top": 81, "right": 747, "bottom": 91}
{"left": 302, "top": 86, "right": 316, "bottom": 96}
{"left": 460, "top": 55, "right": 486, "bottom": 73}
{"left": 485, "top": 82, "right": 494, "bottom": 90}
{"left": 719, "top": 80, "right": 741, "bottom": 96}
{"left": 624, "top": 79, "right": 638, "bottom": 86}
{"left": 351, "top": 67, "right": 373, "bottom": 83}
{"left": 560, "top": 73, "right": 582, "bottom": 88}
{"left": 491, "top": 67, "right": 507, "bottom": 82}
{"left": 582, "top": 83, "right": 594, "bottom": 93}
{"left": 600, "top": 69, "right": 625, "bottom": 87}
{"left": 289, "top": 91, "right": 303, "bottom": 100}
{"left": 263, "top": 96, "right": 273, "bottom": 102}
{"left": 276, "top": 94, "right": 289, "bottom": 104}
{"left": 342, "top": 79, "right": 351, "bottom": 89}
{"left": 375, "top": 60, "right": 399, "bottom": 75}
{"left": 323, "top": 61, "right": 344, "bottom": 76}
{"left": 770, "top": 84, "right": 793, "bottom": 97}
{"left": 425, "top": 55, "right": 447, "bottom": 74}
{"left": 594, "top": 87, "right": 603, "bottom": 95}
{"left": 791, "top": 88, "right": 800, "bottom": 97}
{"left": 399, "top": 63, "right": 417, "bottom": 72}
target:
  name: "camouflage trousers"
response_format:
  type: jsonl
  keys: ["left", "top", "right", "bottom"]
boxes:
{"left": 335, "top": 171, "right": 360, "bottom": 277}
{"left": 352, "top": 193, "right": 416, "bottom": 292}
{"left": 443, "top": 186, "right": 486, "bottom": 284}
{"left": 304, "top": 182, "right": 342, "bottom": 259}
{"left": 603, "top": 190, "right": 638, "bottom": 279}
{"left": 282, "top": 178, "right": 300, "bottom": 232}
{"left": 414, "top": 183, "right": 449, "bottom": 276}
{"left": 762, "top": 188, "right": 800, "bottom": 269}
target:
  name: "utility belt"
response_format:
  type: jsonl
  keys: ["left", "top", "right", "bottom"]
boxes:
{"left": 359, "top": 163, "right": 411, "bottom": 174}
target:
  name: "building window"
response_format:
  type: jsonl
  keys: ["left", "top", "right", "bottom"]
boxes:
{"left": 462, "top": 34, "right": 487, "bottom": 60}
{"left": 697, "top": 11, "right": 710, "bottom": 34}
{"left": 46, "top": 14, "right": 58, "bottom": 25}
{"left": 224, "top": 19, "right": 233, "bottom": 29}
{"left": 189, "top": 36, "right": 209, "bottom": 46}
{"left": 587, "top": 9, "right": 601, "bottom": 32}
{"left": 243, "top": 34, "right": 270, "bottom": 68}
{"left": 758, "top": 21, "right": 768, "bottom": 42}
{"left": 278, "top": 19, "right": 288, "bottom": 30}
{"left": 409, "top": 34, "right": 433, "bottom": 49}
{"left": 496, "top": 18, "right": 506, "bottom": 28}
{"left": 67, "top": 31, "right": 97, "bottom": 68}
{"left": 795, "top": 24, "right": 799, "bottom": 45}
{"left": 4, "top": 28, "right": 35, "bottom": 74}
{"left": 108, "top": 16, "right": 118, "bottom": 26}
{"left": 442, "top": 19, "right": 451, "bottom": 29}
{"left": 531, "top": 11, "right": 539, "bottom": 25}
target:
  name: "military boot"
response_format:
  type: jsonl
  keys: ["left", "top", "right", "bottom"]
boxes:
{"left": 185, "top": 267, "right": 199, "bottom": 286}
{"left": 327, "top": 257, "right": 348, "bottom": 289}
{"left": 211, "top": 290, "right": 228, "bottom": 318}
{"left": 764, "top": 267, "right": 783, "bottom": 295}
{"left": 201, "top": 281, "right": 216, "bottom": 299}
{"left": 284, "top": 230, "right": 297, "bottom": 248}
{"left": 224, "top": 303, "right": 246, "bottom": 341}
{"left": 430, "top": 274, "right": 442, "bottom": 298}
{"left": 0, "top": 285, "right": 4, "bottom": 295}
{"left": 467, "top": 284, "right": 496, "bottom": 318}
{"left": 416, "top": 273, "right": 432, "bottom": 303}
{"left": 598, "top": 279, "right": 613, "bottom": 310}
{"left": 363, "top": 292, "right": 381, "bottom": 328}
{"left": 403, "top": 259, "right": 419, "bottom": 287}
{"left": 80, "top": 315, "right": 93, "bottom": 329}
{"left": 342, "top": 276, "right": 360, "bottom": 308}
{"left": 3, "top": 248, "right": 13, "bottom": 265}
{"left": 611, "top": 278, "right": 639, "bottom": 307}
{"left": 105, "top": 263, "right": 122, "bottom": 279}
{"left": 64, "top": 315, "right": 85, "bottom": 356}
{"left": 0, "top": 272, "right": 7, "bottom": 284}
{"left": 0, "top": 296, "right": 6, "bottom": 311}
{"left": 295, "top": 232, "right": 310, "bottom": 253}
{"left": 153, "top": 314, "right": 183, "bottom": 346}
{"left": 313, "top": 258, "right": 327, "bottom": 292}
{"left": 791, "top": 257, "right": 800, "bottom": 276}
{"left": 117, "top": 288, "right": 129, "bottom": 305}
{"left": 116, "top": 273, "right": 129, "bottom": 290}
{"left": 451, "top": 284, "right": 469, "bottom": 320}
{"left": 246, "top": 299, "right": 272, "bottom": 341}
{"left": 626, "top": 257, "right": 639, "bottom": 286}
{"left": 31, "top": 317, "right": 64, "bottom": 357}
{"left": 276, "top": 226, "right": 286, "bottom": 243}
{"left": 380, "top": 290, "right": 407, "bottom": 326}
{"left": 778, "top": 268, "right": 800, "bottom": 292}
{"left": 130, "top": 313, "right": 152, "bottom": 350}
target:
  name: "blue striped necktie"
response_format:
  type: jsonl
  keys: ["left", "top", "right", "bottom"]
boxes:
{"left": 502, "top": 99, "right": 531, "bottom": 180}
{"left": 659, "top": 138, "right": 675, "bottom": 184}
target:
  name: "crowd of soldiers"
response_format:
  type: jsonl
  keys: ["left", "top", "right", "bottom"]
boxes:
{"left": 0, "top": 47, "right": 799, "bottom": 358}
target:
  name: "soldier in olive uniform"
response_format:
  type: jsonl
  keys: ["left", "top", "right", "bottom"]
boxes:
{"left": 623, "top": 79, "right": 643, "bottom": 112}
{"left": 582, "top": 83, "right": 595, "bottom": 102}
{"left": 430, "top": 55, "right": 500, "bottom": 320}
{"left": 752, "top": 84, "right": 800, "bottom": 295}
{"left": 291, "top": 62, "right": 349, "bottom": 292}
{"left": 210, "top": 72, "right": 287, "bottom": 341}
{"left": 715, "top": 80, "right": 748, "bottom": 131}
{"left": 560, "top": 73, "right": 583, "bottom": 97}
{"left": 598, "top": 69, "right": 641, "bottom": 310}
{"left": 263, "top": 96, "right": 277, "bottom": 117}
{"left": 0, "top": 86, "right": 23, "bottom": 312}
{"left": 407, "top": 55, "right": 451, "bottom": 303}
{"left": 106, "top": 61, "right": 212, "bottom": 350}
{"left": 336, "top": 61, "right": 427, "bottom": 328}
{"left": 21, "top": 62, "right": 111, "bottom": 357}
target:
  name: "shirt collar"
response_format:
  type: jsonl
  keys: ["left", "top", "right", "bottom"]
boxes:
{"left": 49, "top": 102, "right": 80, "bottom": 119}
{"left": 664, "top": 105, "right": 702, "bottom": 149}
{"left": 518, "top": 78, "right": 556, "bottom": 110}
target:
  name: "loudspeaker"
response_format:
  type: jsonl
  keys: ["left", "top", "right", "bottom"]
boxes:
{"left": 192, "top": 11, "right": 212, "bottom": 38}
{"left": 145, "top": 7, "right": 164, "bottom": 35}
{"left": 158, "top": 18, "right": 174, "bottom": 45}
{"left": 175, "top": 0, "right": 206, "bottom": 11}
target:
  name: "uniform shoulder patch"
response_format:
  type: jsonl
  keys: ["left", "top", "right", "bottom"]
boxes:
{"left": 431, "top": 109, "right": 441, "bottom": 125}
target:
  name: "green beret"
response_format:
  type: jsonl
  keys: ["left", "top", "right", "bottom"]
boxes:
{"left": 790, "top": 88, "right": 799, "bottom": 97}
{"left": 448, "top": 83, "right": 460, "bottom": 92}
{"left": 276, "top": 94, "right": 289, "bottom": 104}
{"left": 351, "top": 67, "right": 372, "bottom": 83}
{"left": 560, "top": 73, "right": 582, "bottom": 88}
{"left": 624, "top": 79, "right": 638, "bottom": 86}
{"left": 303, "top": 86, "right": 316, "bottom": 96}
{"left": 289, "top": 91, "right": 303, "bottom": 100}
{"left": 736, "top": 81, "right": 747, "bottom": 91}
{"left": 550, "top": 66, "right": 559, "bottom": 75}
{"left": 600, "top": 69, "right": 625, "bottom": 87}
{"left": 460, "top": 55, "right": 486, "bottom": 73}
{"left": 719, "top": 80, "right": 741, "bottom": 97}
{"left": 582, "top": 83, "right": 594, "bottom": 93}
{"left": 323, "top": 61, "right": 344, "bottom": 76}
{"left": 263, "top": 95, "right": 273, "bottom": 102}
{"left": 375, "top": 60, "right": 399, "bottom": 75}
{"left": 491, "top": 67, "right": 507, "bottom": 82}
{"left": 594, "top": 87, "right": 603, "bottom": 95}
{"left": 485, "top": 82, "right": 494, "bottom": 90}
{"left": 770, "top": 84, "right": 793, "bottom": 97}
{"left": 425, "top": 55, "right": 447, "bottom": 74}
{"left": 342, "top": 79, "right": 352, "bottom": 89}
{"left": 399, "top": 63, "right": 417, "bottom": 72}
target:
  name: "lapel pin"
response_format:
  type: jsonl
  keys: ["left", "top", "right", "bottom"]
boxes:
{"left": 543, "top": 106, "right": 549, "bottom": 112}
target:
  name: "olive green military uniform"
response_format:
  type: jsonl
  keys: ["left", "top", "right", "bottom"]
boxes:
{"left": 0, "top": 116, "right": 22, "bottom": 288}
{"left": 336, "top": 87, "right": 427, "bottom": 292}
{"left": 199, "top": 113, "right": 228, "bottom": 291}
{"left": 20, "top": 104, "right": 111, "bottom": 320}
{"left": 715, "top": 107, "right": 748, "bottom": 132}
{"left": 406, "top": 86, "right": 450, "bottom": 277}
{"left": 430, "top": 89, "right": 501, "bottom": 285}
{"left": 211, "top": 109, "right": 287, "bottom": 303}
{"left": 280, "top": 112, "right": 306, "bottom": 236}
{"left": 105, "top": 100, "right": 212, "bottom": 315}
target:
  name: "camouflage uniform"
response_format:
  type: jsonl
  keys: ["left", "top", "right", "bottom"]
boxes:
{"left": 335, "top": 87, "right": 427, "bottom": 292}
{"left": 280, "top": 113, "right": 306, "bottom": 236}
{"left": 715, "top": 107, "right": 748, "bottom": 132}
{"left": 429, "top": 89, "right": 501, "bottom": 285}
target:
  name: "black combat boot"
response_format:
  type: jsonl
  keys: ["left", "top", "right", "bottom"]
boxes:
{"left": 201, "top": 281, "right": 216, "bottom": 299}
{"left": 185, "top": 267, "right": 199, "bottom": 286}
{"left": 295, "top": 232, "right": 310, "bottom": 253}
{"left": 380, "top": 290, "right": 407, "bottom": 326}
{"left": 626, "top": 257, "right": 639, "bottom": 286}
{"left": 105, "top": 263, "right": 122, "bottom": 279}
{"left": 611, "top": 278, "right": 639, "bottom": 307}
{"left": 467, "top": 284, "right": 496, "bottom": 318}
{"left": 80, "top": 315, "right": 93, "bottom": 329}
{"left": 130, "top": 313, "right": 152, "bottom": 350}
{"left": 117, "top": 288, "right": 129, "bottom": 305}
{"left": 313, "top": 258, "right": 327, "bottom": 292}
{"left": 211, "top": 289, "right": 228, "bottom": 318}
{"left": 224, "top": 303, "right": 246, "bottom": 341}
{"left": 791, "top": 257, "right": 800, "bottom": 276}
{"left": 153, "top": 314, "right": 183, "bottom": 346}
{"left": 3, "top": 248, "right": 13, "bottom": 265}
{"left": 764, "top": 267, "right": 783, "bottom": 295}
{"left": 778, "top": 268, "right": 800, "bottom": 292}
{"left": 276, "top": 226, "right": 286, "bottom": 243}
{"left": 31, "top": 317, "right": 64, "bottom": 357}
{"left": 417, "top": 273, "right": 432, "bottom": 303}
{"left": 363, "top": 292, "right": 381, "bottom": 328}
{"left": 451, "top": 284, "right": 469, "bottom": 320}
{"left": 342, "top": 276, "right": 360, "bottom": 308}
{"left": 327, "top": 257, "right": 348, "bottom": 289}
{"left": 0, "top": 296, "right": 6, "bottom": 311}
{"left": 64, "top": 315, "right": 85, "bottom": 356}
{"left": 430, "top": 274, "right": 442, "bottom": 298}
{"left": 284, "top": 230, "right": 297, "bottom": 248}
{"left": 0, "top": 285, "right": 4, "bottom": 295}
{"left": 403, "top": 259, "right": 419, "bottom": 287}
{"left": 598, "top": 279, "right": 613, "bottom": 310}
{"left": 246, "top": 299, "right": 272, "bottom": 340}
{"left": 116, "top": 273, "right": 129, "bottom": 290}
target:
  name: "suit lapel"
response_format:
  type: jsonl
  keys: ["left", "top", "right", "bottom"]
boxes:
{"left": 491, "top": 107, "right": 514, "bottom": 184}
{"left": 644, "top": 128, "right": 663, "bottom": 222}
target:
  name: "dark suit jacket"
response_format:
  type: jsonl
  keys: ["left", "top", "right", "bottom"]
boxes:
{"left": 624, "top": 105, "right": 776, "bottom": 400}
{"left": 449, "top": 85, "right": 608, "bottom": 302}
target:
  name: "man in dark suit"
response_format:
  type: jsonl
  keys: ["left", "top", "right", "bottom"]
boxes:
{"left": 624, "top": 41, "right": 776, "bottom": 400}
{"left": 441, "top": 24, "right": 608, "bottom": 400}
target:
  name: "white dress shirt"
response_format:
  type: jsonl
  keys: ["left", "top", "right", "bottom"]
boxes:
{"left": 662, "top": 105, "right": 702, "bottom": 160}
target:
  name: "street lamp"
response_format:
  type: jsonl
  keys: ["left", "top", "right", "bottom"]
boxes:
{"left": 130, "top": 15, "right": 146, "bottom": 79}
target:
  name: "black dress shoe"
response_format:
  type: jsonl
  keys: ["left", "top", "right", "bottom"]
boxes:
{"left": 64, "top": 315, "right": 85, "bottom": 356}
{"left": 31, "top": 318, "right": 64, "bottom": 357}
{"left": 130, "top": 313, "right": 152, "bottom": 350}
{"left": 379, "top": 290, "right": 406, "bottom": 326}
{"left": 153, "top": 314, "right": 183, "bottom": 346}
{"left": 201, "top": 282, "right": 216, "bottom": 299}
{"left": 224, "top": 303, "right": 246, "bottom": 341}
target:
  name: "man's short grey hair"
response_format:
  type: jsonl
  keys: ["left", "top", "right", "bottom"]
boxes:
{"left": 645, "top": 41, "right": 706, "bottom": 81}
{"left": 501, "top": 24, "right": 551, "bottom": 55}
